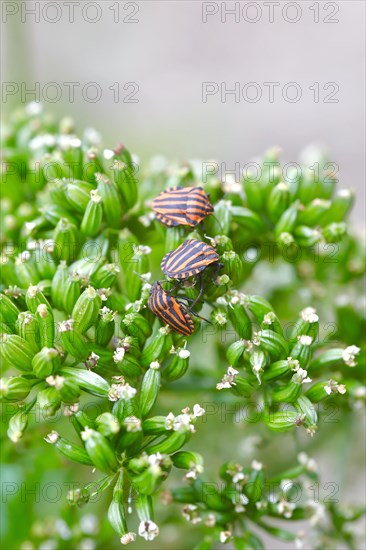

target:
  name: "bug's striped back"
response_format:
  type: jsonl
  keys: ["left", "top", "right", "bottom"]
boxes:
{"left": 161, "top": 239, "right": 219, "bottom": 279}
{"left": 148, "top": 282, "right": 195, "bottom": 335}
{"left": 152, "top": 186, "right": 213, "bottom": 227}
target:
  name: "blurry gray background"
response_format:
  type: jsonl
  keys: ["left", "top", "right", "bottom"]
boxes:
{"left": 2, "top": 1, "right": 365, "bottom": 221}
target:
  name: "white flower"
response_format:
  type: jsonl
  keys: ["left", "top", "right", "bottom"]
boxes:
{"left": 173, "top": 413, "right": 195, "bottom": 433}
{"left": 165, "top": 412, "right": 176, "bottom": 430}
{"left": 216, "top": 366, "right": 238, "bottom": 390}
{"left": 220, "top": 530, "right": 232, "bottom": 543}
{"left": 324, "top": 379, "right": 347, "bottom": 395}
{"left": 124, "top": 416, "right": 142, "bottom": 432}
{"left": 298, "top": 335, "right": 313, "bottom": 346}
{"left": 178, "top": 349, "right": 190, "bottom": 359}
{"left": 342, "top": 345, "right": 360, "bottom": 367}
{"left": 251, "top": 460, "right": 263, "bottom": 471}
{"left": 113, "top": 347, "right": 125, "bottom": 363}
{"left": 292, "top": 367, "right": 312, "bottom": 385}
{"left": 277, "top": 499, "right": 296, "bottom": 518}
{"left": 80, "top": 514, "right": 99, "bottom": 535}
{"left": 120, "top": 532, "right": 136, "bottom": 545}
{"left": 150, "top": 361, "right": 160, "bottom": 370}
{"left": 301, "top": 307, "right": 319, "bottom": 323}
{"left": 307, "top": 501, "right": 326, "bottom": 525}
{"left": 192, "top": 404, "right": 205, "bottom": 417}
{"left": 44, "top": 431, "right": 59, "bottom": 444}
{"left": 185, "top": 464, "right": 204, "bottom": 480}
{"left": 138, "top": 520, "right": 159, "bottom": 541}
{"left": 108, "top": 380, "right": 137, "bottom": 401}
{"left": 297, "top": 452, "right": 318, "bottom": 473}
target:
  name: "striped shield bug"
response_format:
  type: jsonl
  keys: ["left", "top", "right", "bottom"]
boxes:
{"left": 160, "top": 239, "right": 220, "bottom": 280}
{"left": 152, "top": 186, "right": 214, "bottom": 227}
{"left": 148, "top": 281, "right": 195, "bottom": 336}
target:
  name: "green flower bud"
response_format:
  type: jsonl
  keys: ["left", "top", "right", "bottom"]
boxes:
{"left": 171, "top": 451, "right": 204, "bottom": 479}
{"left": 96, "top": 173, "right": 124, "bottom": 228}
{"left": 244, "top": 461, "right": 265, "bottom": 502}
{"left": 147, "top": 431, "right": 191, "bottom": 455}
{"left": 91, "top": 263, "right": 120, "bottom": 288}
{"left": 297, "top": 199, "right": 331, "bottom": 227}
{"left": 65, "top": 181, "right": 94, "bottom": 213}
{"left": 297, "top": 169, "right": 318, "bottom": 204}
{"left": 254, "top": 330, "right": 289, "bottom": 360}
{"left": 140, "top": 362, "right": 161, "bottom": 418}
{"left": 305, "top": 379, "right": 347, "bottom": 402}
{"left": 15, "top": 311, "right": 40, "bottom": 353}
{"left": 59, "top": 319, "right": 89, "bottom": 360}
{"left": 37, "top": 386, "right": 62, "bottom": 417}
{"left": 46, "top": 374, "right": 80, "bottom": 404}
{"left": 163, "top": 347, "right": 191, "bottom": 382}
{"left": 81, "top": 189, "right": 103, "bottom": 237}
{"left": 210, "top": 235, "right": 233, "bottom": 254}
{"left": 211, "top": 308, "right": 228, "bottom": 328}
{"left": 45, "top": 430, "right": 94, "bottom": 465}
{"left": 211, "top": 200, "right": 232, "bottom": 235}
{"left": 230, "top": 376, "right": 254, "bottom": 398}
{"left": 246, "top": 295, "right": 274, "bottom": 324}
{"left": 309, "top": 346, "right": 360, "bottom": 371}
{"left": 72, "top": 286, "right": 102, "bottom": 334}
{"left": 25, "top": 285, "right": 50, "bottom": 313}
{"left": 250, "top": 349, "right": 268, "bottom": 383}
{"left": 221, "top": 251, "right": 243, "bottom": 286}
{"left": 48, "top": 179, "right": 69, "bottom": 209}
{"left": 0, "top": 293, "right": 20, "bottom": 327}
{"left": 122, "top": 245, "right": 151, "bottom": 302}
{"left": 322, "top": 188, "right": 354, "bottom": 224}
{"left": 243, "top": 174, "right": 264, "bottom": 212}
{"left": 108, "top": 471, "right": 133, "bottom": 542}
{"left": 231, "top": 206, "right": 265, "bottom": 233}
{"left": 227, "top": 298, "right": 252, "bottom": 339}
{"left": 111, "top": 155, "right": 138, "bottom": 210}
{"left": 14, "top": 253, "right": 39, "bottom": 288}
{"left": 290, "top": 335, "right": 313, "bottom": 367}
{"left": 0, "top": 376, "right": 32, "bottom": 402}
{"left": 51, "top": 261, "right": 69, "bottom": 310}
{"left": 40, "top": 204, "right": 79, "bottom": 228}
{"left": 289, "top": 307, "right": 319, "bottom": 344}
{"left": 267, "top": 182, "right": 290, "bottom": 223}
{"left": 7, "top": 410, "right": 28, "bottom": 442}
{"left": 261, "top": 311, "right": 283, "bottom": 336}
{"left": 60, "top": 366, "right": 110, "bottom": 397}
{"left": 294, "top": 395, "right": 318, "bottom": 434}
{"left": 142, "top": 416, "right": 168, "bottom": 435}
{"left": 272, "top": 381, "right": 302, "bottom": 404}
{"left": 192, "top": 478, "right": 230, "bottom": 512}
{"left": 36, "top": 303, "right": 55, "bottom": 348}
{"left": 96, "top": 412, "right": 120, "bottom": 437}
{"left": 95, "top": 307, "right": 116, "bottom": 346}
{"left": 262, "top": 359, "right": 293, "bottom": 381}
{"left": 264, "top": 410, "right": 299, "bottom": 432}
{"left": 53, "top": 218, "right": 81, "bottom": 263}
{"left": 63, "top": 271, "right": 81, "bottom": 314}
{"left": 141, "top": 326, "right": 173, "bottom": 368}
{"left": 294, "top": 226, "right": 322, "bottom": 248}
{"left": 113, "top": 347, "right": 142, "bottom": 379}
{"left": 81, "top": 427, "right": 119, "bottom": 474}
{"left": 0, "top": 333, "right": 34, "bottom": 372}
{"left": 121, "top": 312, "right": 152, "bottom": 345}
{"left": 322, "top": 222, "right": 347, "bottom": 243}
{"left": 226, "top": 340, "right": 246, "bottom": 368}
{"left": 274, "top": 201, "right": 299, "bottom": 238}
{"left": 165, "top": 226, "right": 186, "bottom": 254}
{"left": 32, "top": 347, "right": 60, "bottom": 378}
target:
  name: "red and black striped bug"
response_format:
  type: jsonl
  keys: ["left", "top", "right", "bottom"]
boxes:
{"left": 152, "top": 186, "right": 214, "bottom": 227}
{"left": 161, "top": 239, "right": 220, "bottom": 279}
{"left": 148, "top": 281, "right": 195, "bottom": 336}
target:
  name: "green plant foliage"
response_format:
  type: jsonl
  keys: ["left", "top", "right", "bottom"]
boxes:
{"left": 0, "top": 105, "right": 364, "bottom": 549}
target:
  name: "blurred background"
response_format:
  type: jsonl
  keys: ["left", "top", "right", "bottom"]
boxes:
{"left": 1, "top": 1, "right": 365, "bottom": 549}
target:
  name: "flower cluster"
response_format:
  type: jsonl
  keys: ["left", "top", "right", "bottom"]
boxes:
{"left": 0, "top": 105, "right": 364, "bottom": 548}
